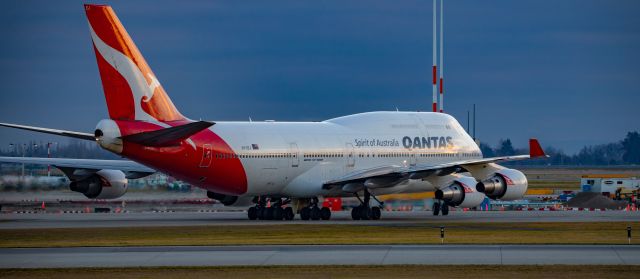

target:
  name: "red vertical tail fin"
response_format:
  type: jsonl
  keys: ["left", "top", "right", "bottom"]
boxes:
{"left": 85, "top": 4, "right": 185, "bottom": 122}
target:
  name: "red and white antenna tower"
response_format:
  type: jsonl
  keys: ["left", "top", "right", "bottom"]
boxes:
{"left": 439, "top": 0, "right": 444, "bottom": 113}
{"left": 432, "top": 0, "right": 438, "bottom": 112}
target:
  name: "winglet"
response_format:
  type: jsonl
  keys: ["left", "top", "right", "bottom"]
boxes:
{"left": 529, "top": 138, "right": 547, "bottom": 158}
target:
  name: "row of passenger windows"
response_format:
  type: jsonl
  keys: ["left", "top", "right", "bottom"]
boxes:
{"left": 214, "top": 151, "right": 481, "bottom": 160}
{"left": 359, "top": 153, "right": 459, "bottom": 158}
{"left": 461, "top": 152, "right": 481, "bottom": 157}
{"left": 215, "top": 153, "right": 294, "bottom": 159}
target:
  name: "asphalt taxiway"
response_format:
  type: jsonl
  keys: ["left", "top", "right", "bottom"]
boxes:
{"left": 0, "top": 245, "right": 638, "bottom": 268}
{"left": 1, "top": 210, "right": 638, "bottom": 229}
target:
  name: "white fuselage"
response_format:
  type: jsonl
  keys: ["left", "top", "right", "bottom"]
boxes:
{"left": 211, "top": 111, "right": 482, "bottom": 198}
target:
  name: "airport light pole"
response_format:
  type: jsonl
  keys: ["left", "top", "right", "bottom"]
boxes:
{"left": 47, "top": 142, "right": 56, "bottom": 177}
{"left": 31, "top": 143, "right": 38, "bottom": 176}
{"left": 21, "top": 144, "right": 26, "bottom": 178}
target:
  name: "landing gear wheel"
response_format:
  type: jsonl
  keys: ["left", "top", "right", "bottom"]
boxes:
{"left": 371, "top": 207, "right": 381, "bottom": 220}
{"left": 432, "top": 202, "right": 441, "bottom": 216}
{"left": 264, "top": 207, "right": 274, "bottom": 220}
{"left": 272, "top": 207, "right": 284, "bottom": 220}
{"left": 320, "top": 207, "right": 331, "bottom": 220}
{"left": 257, "top": 207, "right": 265, "bottom": 220}
{"left": 310, "top": 206, "right": 321, "bottom": 220}
{"left": 248, "top": 206, "right": 258, "bottom": 220}
{"left": 300, "top": 207, "right": 311, "bottom": 220}
{"left": 284, "top": 207, "right": 294, "bottom": 220}
{"left": 441, "top": 203, "right": 449, "bottom": 216}
{"left": 359, "top": 206, "right": 371, "bottom": 220}
{"left": 351, "top": 207, "right": 361, "bottom": 220}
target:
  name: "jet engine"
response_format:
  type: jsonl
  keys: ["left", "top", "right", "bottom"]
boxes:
{"left": 69, "top": 169, "right": 128, "bottom": 199}
{"left": 434, "top": 176, "right": 485, "bottom": 208}
{"left": 476, "top": 168, "right": 527, "bottom": 200}
{"left": 94, "top": 119, "right": 123, "bottom": 154}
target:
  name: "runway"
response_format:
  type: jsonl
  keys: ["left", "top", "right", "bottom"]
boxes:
{"left": 1, "top": 210, "right": 638, "bottom": 229}
{"left": 1, "top": 245, "right": 638, "bottom": 268}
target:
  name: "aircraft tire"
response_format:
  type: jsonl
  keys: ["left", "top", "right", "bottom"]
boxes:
{"left": 273, "top": 207, "right": 284, "bottom": 220}
{"left": 351, "top": 207, "right": 361, "bottom": 220}
{"left": 359, "top": 206, "right": 371, "bottom": 220}
{"left": 310, "top": 206, "right": 321, "bottom": 220}
{"left": 264, "top": 207, "right": 274, "bottom": 220}
{"left": 248, "top": 206, "right": 258, "bottom": 220}
{"left": 300, "top": 207, "right": 311, "bottom": 220}
{"left": 257, "top": 207, "right": 265, "bottom": 220}
{"left": 320, "top": 207, "right": 331, "bottom": 220}
{"left": 432, "top": 202, "right": 440, "bottom": 216}
{"left": 441, "top": 203, "right": 449, "bottom": 216}
{"left": 371, "top": 207, "right": 381, "bottom": 220}
{"left": 284, "top": 207, "right": 295, "bottom": 220}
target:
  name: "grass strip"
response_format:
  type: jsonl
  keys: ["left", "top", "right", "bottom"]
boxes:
{"left": 0, "top": 222, "right": 638, "bottom": 247}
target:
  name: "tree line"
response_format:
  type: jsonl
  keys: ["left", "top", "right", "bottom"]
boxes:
{"left": 482, "top": 131, "right": 640, "bottom": 166}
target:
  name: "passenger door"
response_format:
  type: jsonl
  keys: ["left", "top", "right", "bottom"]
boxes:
{"left": 199, "top": 144, "right": 212, "bottom": 168}
{"left": 290, "top": 143, "right": 299, "bottom": 168}
{"left": 345, "top": 143, "right": 355, "bottom": 168}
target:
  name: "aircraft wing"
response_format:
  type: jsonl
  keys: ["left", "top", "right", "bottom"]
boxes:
{"left": 0, "top": 122, "right": 95, "bottom": 141}
{"left": 323, "top": 139, "right": 546, "bottom": 188}
{"left": 0, "top": 157, "right": 155, "bottom": 179}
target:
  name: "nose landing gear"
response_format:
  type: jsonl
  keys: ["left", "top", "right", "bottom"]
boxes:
{"left": 432, "top": 200, "right": 449, "bottom": 216}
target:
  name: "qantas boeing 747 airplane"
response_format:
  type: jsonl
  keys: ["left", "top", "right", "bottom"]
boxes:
{"left": 0, "top": 4, "right": 547, "bottom": 221}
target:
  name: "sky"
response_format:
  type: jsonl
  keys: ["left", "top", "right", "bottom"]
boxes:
{"left": 0, "top": 0, "right": 639, "bottom": 154}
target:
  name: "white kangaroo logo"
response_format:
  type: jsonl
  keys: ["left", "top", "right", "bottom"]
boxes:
{"left": 143, "top": 73, "right": 161, "bottom": 102}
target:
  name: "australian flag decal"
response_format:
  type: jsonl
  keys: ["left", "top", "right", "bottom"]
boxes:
{"left": 251, "top": 144, "right": 259, "bottom": 150}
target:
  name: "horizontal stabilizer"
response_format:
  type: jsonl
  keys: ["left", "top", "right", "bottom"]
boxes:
{"left": 0, "top": 122, "right": 95, "bottom": 141}
{"left": 120, "top": 121, "right": 214, "bottom": 147}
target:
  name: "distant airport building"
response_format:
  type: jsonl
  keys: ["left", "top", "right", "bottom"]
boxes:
{"left": 581, "top": 175, "right": 640, "bottom": 194}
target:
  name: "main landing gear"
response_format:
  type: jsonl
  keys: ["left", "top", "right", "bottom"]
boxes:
{"left": 247, "top": 196, "right": 295, "bottom": 221}
{"left": 432, "top": 200, "right": 449, "bottom": 216}
{"left": 300, "top": 197, "right": 331, "bottom": 221}
{"left": 351, "top": 188, "right": 383, "bottom": 220}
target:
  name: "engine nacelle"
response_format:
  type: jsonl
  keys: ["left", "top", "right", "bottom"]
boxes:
{"left": 207, "top": 191, "right": 239, "bottom": 206}
{"left": 95, "top": 119, "right": 123, "bottom": 154}
{"left": 435, "top": 176, "right": 485, "bottom": 208}
{"left": 69, "top": 170, "right": 128, "bottom": 199}
{"left": 476, "top": 168, "right": 528, "bottom": 200}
